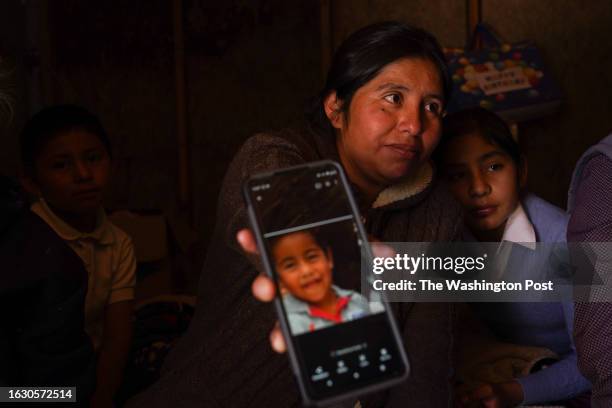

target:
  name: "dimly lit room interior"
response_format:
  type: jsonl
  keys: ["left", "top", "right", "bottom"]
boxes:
{"left": 1, "top": 0, "right": 612, "bottom": 407}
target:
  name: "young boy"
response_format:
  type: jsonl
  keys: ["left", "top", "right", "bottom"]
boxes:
{"left": 270, "top": 229, "right": 369, "bottom": 335}
{"left": 20, "top": 105, "right": 136, "bottom": 407}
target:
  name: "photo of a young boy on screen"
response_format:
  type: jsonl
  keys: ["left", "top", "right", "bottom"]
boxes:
{"left": 270, "top": 228, "right": 370, "bottom": 335}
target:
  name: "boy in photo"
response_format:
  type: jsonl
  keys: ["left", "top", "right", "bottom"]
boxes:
{"left": 270, "top": 228, "right": 369, "bottom": 335}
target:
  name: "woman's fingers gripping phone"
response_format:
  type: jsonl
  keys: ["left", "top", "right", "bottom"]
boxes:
{"left": 269, "top": 322, "right": 287, "bottom": 353}
{"left": 237, "top": 228, "right": 286, "bottom": 352}
{"left": 237, "top": 228, "right": 259, "bottom": 255}
{"left": 236, "top": 228, "right": 276, "bottom": 301}
{"left": 252, "top": 273, "right": 276, "bottom": 302}
{"left": 371, "top": 241, "right": 397, "bottom": 259}
{"left": 253, "top": 274, "right": 286, "bottom": 353}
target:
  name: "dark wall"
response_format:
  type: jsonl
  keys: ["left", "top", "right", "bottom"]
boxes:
{"left": 0, "top": 0, "right": 27, "bottom": 175}
{"left": 46, "top": 1, "right": 177, "bottom": 212}
{"left": 331, "top": 0, "right": 612, "bottom": 208}
{"left": 1, "top": 0, "right": 321, "bottom": 248}
{"left": 1, "top": 0, "right": 611, "bottom": 247}
{"left": 47, "top": 0, "right": 320, "bottom": 244}
{"left": 484, "top": 0, "right": 612, "bottom": 207}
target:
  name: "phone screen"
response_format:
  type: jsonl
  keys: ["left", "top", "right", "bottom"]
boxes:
{"left": 244, "top": 161, "right": 408, "bottom": 403}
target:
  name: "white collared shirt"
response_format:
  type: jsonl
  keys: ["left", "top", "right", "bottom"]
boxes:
{"left": 491, "top": 203, "right": 536, "bottom": 280}
{"left": 501, "top": 203, "right": 536, "bottom": 247}
{"left": 31, "top": 199, "right": 136, "bottom": 349}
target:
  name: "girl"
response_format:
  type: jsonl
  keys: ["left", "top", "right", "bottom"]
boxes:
{"left": 437, "top": 107, "right": 591, "bottom": 407}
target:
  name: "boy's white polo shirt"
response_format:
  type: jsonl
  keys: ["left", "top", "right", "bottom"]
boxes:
{"left": 31, "top": 199, "right": 136, "bottom": 350}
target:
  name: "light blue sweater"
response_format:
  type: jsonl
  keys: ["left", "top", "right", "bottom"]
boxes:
{"left": 474, "top": 194, "right": 591, "bottom": 405}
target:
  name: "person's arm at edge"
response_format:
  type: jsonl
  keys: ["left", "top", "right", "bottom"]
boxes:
{"left": 568, "top": 154, "right": 612, "bottom": 406}
{"left": 91, "top": 300, "right": 133, "bottom": 407}
{"left": 91, "top": 232, "right": 136, "bottom": 407}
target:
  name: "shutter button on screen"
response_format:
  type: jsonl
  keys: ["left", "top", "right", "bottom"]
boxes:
{"left": 358, "top": 354, "right": 369, "bottom": 368}
{"left": 311, "top": 366, "right": 330, "bottom": 382}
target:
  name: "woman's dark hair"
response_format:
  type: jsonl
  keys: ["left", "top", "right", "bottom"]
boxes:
{"left": 438, "top": 107, "right": 522, "bottom": 166}
{"left": 20, "top": 104, "right": 112, "bottom": 173}
{"left": 307, "top": 21, "right": 451, "bottom": 131}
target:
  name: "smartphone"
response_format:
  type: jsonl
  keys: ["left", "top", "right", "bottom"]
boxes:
{"left": 243, "top": 160, "right": 409, "bottom": 406}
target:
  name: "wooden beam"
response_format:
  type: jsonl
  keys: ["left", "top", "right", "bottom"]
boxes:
{"left": 173, "top": 0, "right": 191, "bottom": 220}
{"left": 38, "top": 0, "right": 55, "bottom": 104}
{"left": 467, "top": 0, "right": 482, "bottom": 49}
{"left": 320, "top": 0, "right": 333, "bottom": 81}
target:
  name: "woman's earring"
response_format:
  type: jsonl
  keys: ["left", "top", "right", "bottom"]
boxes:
{"left": 331, "top": 110, "right": 340, "bottom": 125}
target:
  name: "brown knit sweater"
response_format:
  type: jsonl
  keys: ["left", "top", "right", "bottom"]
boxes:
{"left": 128, "top": 124, "right": 462, "bottom": 408}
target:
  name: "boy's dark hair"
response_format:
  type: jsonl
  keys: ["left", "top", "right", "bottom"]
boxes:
{"left": 20, "top": 104, "right": 112, "bottom": 173}
{"left": 269, "top": 228, "right": 330, "bottom": 259}
{"left": 306, "top": 21, "right": 451, "bottom": 132}
{"left": 437, "top": 107, "right": 522, "bottom": 166}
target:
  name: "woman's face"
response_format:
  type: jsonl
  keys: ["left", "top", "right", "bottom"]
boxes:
{"left": 330, "top": 57, "right": 445, "bottom": 196}
{"left": 441, "top": 132, "right": 521, "bottom": 241}
{"left": 272, "top": 231, "right": 334, "bottom": 305}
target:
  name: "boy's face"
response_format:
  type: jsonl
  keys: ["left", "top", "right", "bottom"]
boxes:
{"left": 272, "top": 231, "right": 334, "bottom": 305}
{"left": 29, "top": 129, "right": 111, "bottom": 214}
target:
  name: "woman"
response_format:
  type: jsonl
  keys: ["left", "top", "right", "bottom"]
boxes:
{"left": 129, "top": 22, "right": 462, "bottom": 408}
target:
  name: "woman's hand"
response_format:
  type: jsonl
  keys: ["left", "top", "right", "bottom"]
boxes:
{"left": 237, "top": 228, "right": 395, "bottom": 354}
{"left": 237, "top": 229, "right": 287, "bottom": 352}
{"left": 456, "top": 381, "right": 524, "bottom": 408}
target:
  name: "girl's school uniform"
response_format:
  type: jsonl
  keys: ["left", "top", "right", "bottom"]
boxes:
{"left": 469, "top": 194, "right": 591, "bottom": 404}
